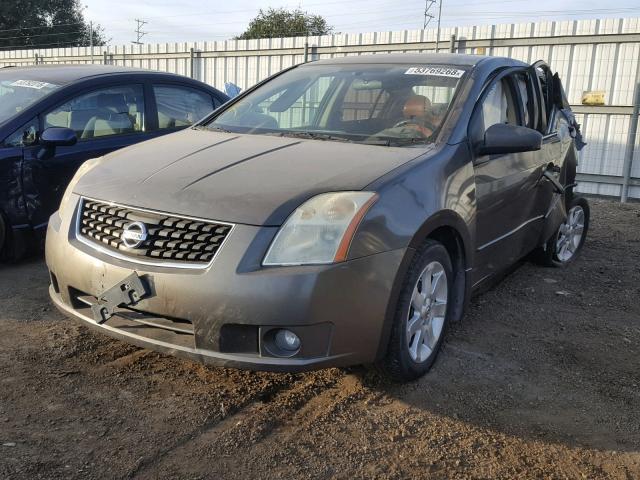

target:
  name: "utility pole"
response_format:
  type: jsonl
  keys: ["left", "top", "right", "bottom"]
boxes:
{"left": 132, "top": 19, "right": 148, "bottom": 45}
{"left": 423, "top": 0, "right": 436, "bottom": 29}
{"left": 424, "top": 0, "right": 443, "bottom": 52}
{"left": 435, "top": 0, "right": 443, "bottom": 52}
{"left": 89, "top": 21, "right": 94, "bottom": 64}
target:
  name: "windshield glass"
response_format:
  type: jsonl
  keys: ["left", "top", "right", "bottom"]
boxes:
{"left": 205, "top": 63, "right": 467, "bottom": 146}
{"left": 0, "top": 79, "right": 61, "bottom": 123}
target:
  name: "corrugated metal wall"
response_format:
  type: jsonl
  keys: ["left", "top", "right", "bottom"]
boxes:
{"left": 1, "top": 17, "right": 639, "bottom": 199}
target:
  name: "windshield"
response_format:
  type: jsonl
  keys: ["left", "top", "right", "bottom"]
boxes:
{"left": 205, "top": 63, "right": 467, "bottom": 146}
{"left": 0, "top": 79, "right": 61, "bottom": 123}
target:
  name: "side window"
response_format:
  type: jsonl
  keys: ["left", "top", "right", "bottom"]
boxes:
{"left": 479, "top": 78, "right": 519, "bottom": 131}
{"left": 44, "top": 85, "right": 145, "bottom": 140}
{"left": 514, "top": 74, "right": 533, "bottom": 129}
{"left": 153, "top": 85, "right": 214, "bottom": 129}
{"left": 3, "top": 117, "right": 38, "bottom": 147}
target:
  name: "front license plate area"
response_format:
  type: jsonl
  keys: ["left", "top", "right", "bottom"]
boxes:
{"left": 91, "top": 273, "right": 150, "bottom": 324}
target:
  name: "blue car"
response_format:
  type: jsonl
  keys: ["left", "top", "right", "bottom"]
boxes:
{"left": 0, "top": 65, "right": 228, "bottom": 260}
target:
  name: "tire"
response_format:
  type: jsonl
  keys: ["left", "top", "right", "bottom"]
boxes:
{"left": 0, "top": 213, "right": 6, "bottom": 260}
{"left": 0, "top": 212, "right": 27, "bottom": 263}
{"left": 535, "top": 196, "right": 590, "bottom": 267}
{"left": 381, "top": 240, "right": 453, "bottom": 382}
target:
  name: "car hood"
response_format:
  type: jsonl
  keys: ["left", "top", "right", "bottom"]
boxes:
{"left": 74, "top": 128, "right": 429, "bottom": 226}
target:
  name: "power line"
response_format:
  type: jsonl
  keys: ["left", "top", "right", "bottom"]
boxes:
{"left": 0, "top": 39, "right": 88, "bottom": 51}
{"left": 0, "top": 29, "right": 86, "bottom": 42}
{"left": 0, "top": 22, "right": 85, "bottom": 34}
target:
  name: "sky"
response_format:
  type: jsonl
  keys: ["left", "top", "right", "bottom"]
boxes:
{"left": 82, "top": 0, "right": 639, "bottom": 45}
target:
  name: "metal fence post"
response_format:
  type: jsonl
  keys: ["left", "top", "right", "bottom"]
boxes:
{"left": 304, "top": 37, "right": 309, "bottom": 63}
{"left": 34, "top": 53, "right": 38, "bottom": 65}
{"left": 621, "top": 82, "right": 640, "bottom": 202}
{"left": 449, "top": 34, "right": 456, "bottom": 53}
{"left": 621, "top": 62, "right": 640, "bottom": 202}
{"left": 190, "top": 47, "right": 195, "bottom": 78}
{"left": 103, "top": 51, "right": 108, "bottom": 65}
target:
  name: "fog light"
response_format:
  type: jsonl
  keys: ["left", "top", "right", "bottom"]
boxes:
{"left": 274, "top": 329, "right": 301, "bottom": 352}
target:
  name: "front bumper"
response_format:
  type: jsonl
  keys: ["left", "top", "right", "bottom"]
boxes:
{"left": 46, "top": 197, "right": 406, "bottom": 372}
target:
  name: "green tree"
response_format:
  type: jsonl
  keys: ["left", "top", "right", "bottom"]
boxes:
{"left": 237, "top": 8, "right": 332, "bottom": 40}
{"left": 0, "top": 0, "right": 105, "bottom": 50}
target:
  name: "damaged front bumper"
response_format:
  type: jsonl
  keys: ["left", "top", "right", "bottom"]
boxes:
{"left": 46, "top": 197, "right": 406, "bottom": 372}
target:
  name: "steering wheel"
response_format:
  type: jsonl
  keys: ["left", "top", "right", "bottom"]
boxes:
{"left": 391, "top": 120, "right": 436, "bottom": 138}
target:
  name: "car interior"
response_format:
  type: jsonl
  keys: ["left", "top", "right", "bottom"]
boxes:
{"left": 238, "top": 74, "right": 456, "bottom": 141}
{"left": 45, "top": 88, "right": 144, "bottom": 139}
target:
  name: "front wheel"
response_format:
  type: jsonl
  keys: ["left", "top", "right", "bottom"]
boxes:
{"left": 381, "top": 240, "right": 452, "bottom": 381}
{"left": 0, "top": 213, "right": 6, "bottom": 260}
{"left": 536, "top": 196, "right": 590, "bottom": 267}
{"left": 0, "top": 212, "right": 29, "bottom": 263}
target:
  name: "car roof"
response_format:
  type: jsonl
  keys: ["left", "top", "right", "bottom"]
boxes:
{"left": 0, "top": 64, "right": 184, "bottom": 86}
{"left": 307, "top": 53, "right": 521, "bottom": 67}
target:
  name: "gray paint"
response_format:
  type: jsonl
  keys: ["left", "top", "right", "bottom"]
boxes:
{"left": 47, "top": 53, "right": 577, "bottom": 371}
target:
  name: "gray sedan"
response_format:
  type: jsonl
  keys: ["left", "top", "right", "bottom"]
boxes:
{"left": 46, "top": 53, "right": 588, "bottom": 381}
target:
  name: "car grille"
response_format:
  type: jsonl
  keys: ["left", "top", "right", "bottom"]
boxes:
{"left": 77, "top": 198, "right": 233, "bottom": 265}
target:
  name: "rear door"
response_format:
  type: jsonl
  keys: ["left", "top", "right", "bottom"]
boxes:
{"left": 528, "top": 61, "right": 567, "bottom": 242}
{"left": 471, "top": 67, "right": 548, "bottom": 284}
{"left": 22, "top": 82, "right": 153, "bottom": 228}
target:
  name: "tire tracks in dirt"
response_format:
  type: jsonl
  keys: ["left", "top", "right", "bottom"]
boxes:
{"left": 130, "top": 369, "right": 371, "bottom": 479}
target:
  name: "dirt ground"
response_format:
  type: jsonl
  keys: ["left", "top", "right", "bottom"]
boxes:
{"left": 1, "top": 198, "right": 639, "bottom": 479}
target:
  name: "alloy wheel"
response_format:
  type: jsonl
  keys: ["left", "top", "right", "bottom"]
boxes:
{"left": 406, "top": 261, "right": 448, "bottom": 363}
{"left": 555, "top": 205, "right": 585, "bottom": 262}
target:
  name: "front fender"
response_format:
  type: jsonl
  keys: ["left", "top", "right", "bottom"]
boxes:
{"left": 348, "top": 142, "right": 476, "bottom": 266}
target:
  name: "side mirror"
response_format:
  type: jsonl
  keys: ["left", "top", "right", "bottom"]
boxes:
{"left": 477, "top": 123, "right": 542, "bottom": 156}
{"left": 40, "top": 127, "right": 77, "bottom": 147}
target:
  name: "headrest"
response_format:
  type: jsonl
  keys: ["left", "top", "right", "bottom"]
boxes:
{"left": 403, "top": 95, "right": 431, "bottom": 119}
{"left": 96, "top": 93, "right": 128, "bottom": 113}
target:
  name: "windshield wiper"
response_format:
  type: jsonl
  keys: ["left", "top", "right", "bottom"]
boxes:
{"left": 265, "top": 131, "right": 354, "bottom": 143}
{"left": 198, "top": 125, "right": 233, "bottom": 133}
{"left": 364, "top": 136, "right": 431, "bottom": 147}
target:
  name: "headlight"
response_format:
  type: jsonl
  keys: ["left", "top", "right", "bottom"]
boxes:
{"left": 59, "top": 157, "right": 102, "bottom": 218}
{"left": 263, "top": 191, "right": 378, "bottom": 266}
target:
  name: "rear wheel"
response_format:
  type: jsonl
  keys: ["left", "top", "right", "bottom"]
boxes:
{"left": 536, "top": 196, "right": 590, "bottom": 267}
{"left": 382, "top": 240, "right": 452, "bottom": 381}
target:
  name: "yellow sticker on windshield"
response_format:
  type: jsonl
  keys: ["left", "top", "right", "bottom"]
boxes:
{"left": 405, "top": 67, "right": 464, "bottom": 78}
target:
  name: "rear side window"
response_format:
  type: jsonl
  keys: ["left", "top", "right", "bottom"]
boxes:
{"left": 341, "top": 82, "right": 389, "bottom": 121}
{"left": 153, "top": 85, "right": 215, "bottom": 129}
{"left": 45, "top": 85, "right": 145, "bottom": 140}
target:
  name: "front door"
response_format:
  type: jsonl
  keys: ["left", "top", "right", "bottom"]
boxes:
{"left": 471, "top": 70, "right": 548, "bottom": 285}
{"left": 21, "top": 83, "right": 153, "bottom": 229}
{"left": 0, "top": 145, "right": 28, "bottom": 232}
